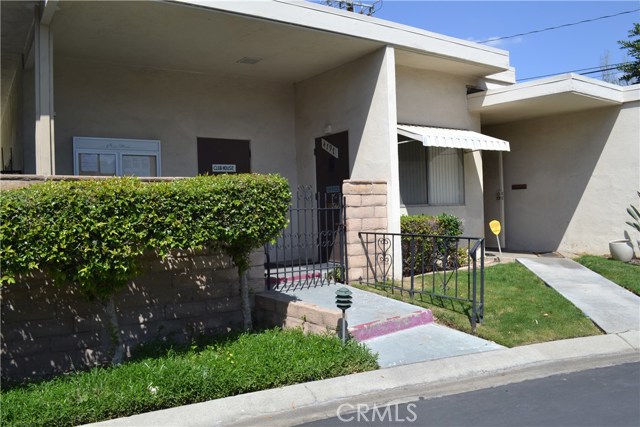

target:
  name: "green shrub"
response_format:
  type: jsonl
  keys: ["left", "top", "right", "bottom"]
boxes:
{"left": 0, "top": 175, "right": 290, "bottom": 299}
{"left": 400, "top": 213, "right": 464, "bottom": 275}
{"left": 1, "top": 329, "right": 378, "bottom": 427}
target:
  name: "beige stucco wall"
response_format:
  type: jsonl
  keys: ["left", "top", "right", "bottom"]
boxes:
{"left": 294, "top": 47, "right": 400, "bottom": 233}
{"left": 53, "top": 56, "right": 298, "bottom": 186}
{"left": 395, "top": 65, "right": 485, "bottom": 237}
{"left": 484, "top": 102, "right": 640, "bottom": 255}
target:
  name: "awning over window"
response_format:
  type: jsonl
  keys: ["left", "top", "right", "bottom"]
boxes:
{"left": 397, "top": 124, "right": 510, "bottom": 152}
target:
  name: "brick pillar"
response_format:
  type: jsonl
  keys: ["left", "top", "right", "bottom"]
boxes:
{"left": 343, "top": 180, "right": 388, "bottom": 283}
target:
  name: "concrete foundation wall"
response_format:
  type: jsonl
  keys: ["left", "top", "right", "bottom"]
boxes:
{"left": 53, "top": 56, "right": 298, "bottom": 186}
{"left": 395, "top": 66, "right": 485, "bottom": 237}
{"left": 253, "top": 292, "right": 341, "bottom": 335}
{"left": 484, "top": 102, "right": 640, "bottom": 255}
{"left": 1, "top": 248, "right": 265, "bottom": 382}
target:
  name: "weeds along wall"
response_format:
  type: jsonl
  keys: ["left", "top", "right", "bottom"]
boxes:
{"left": 0, "top": 174, "right": 291, "bottom": 381}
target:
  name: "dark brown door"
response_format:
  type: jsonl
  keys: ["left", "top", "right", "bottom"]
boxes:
{"left": 197, "top": 138, "right": 250, "bottom": 175}
{"left": 315, "top": 131, "right": 349, "bottom": 195}
{"left": 315, "top": 131, "right": 349, "bottom": 263}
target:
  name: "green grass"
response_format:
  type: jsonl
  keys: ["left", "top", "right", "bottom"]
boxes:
{"left": 1, "top": 328, "right": 378, "bottom": 427}
{"left": 354, "top": 262, "right": 602, "bottom": 348}
{"left": 575, "top": 255, "right": 640, "bottom": 296}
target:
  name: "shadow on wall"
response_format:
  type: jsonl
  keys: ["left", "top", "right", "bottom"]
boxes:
{"left": 0, "top": 249, "right": 263, "bottom": 383}
{"left": 483, "top": 106, "right": 621, "bottom": 253}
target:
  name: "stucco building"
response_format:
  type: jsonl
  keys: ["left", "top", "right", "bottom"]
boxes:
{"left": 2, "top": 0, "right": 639, "bottom": 256}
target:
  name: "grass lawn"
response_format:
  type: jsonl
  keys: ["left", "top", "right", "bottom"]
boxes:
{"left": 1, "top": 328, "right": 378, "bottom": 427}
{"left": 353, "top": 262, "right": 602, "bottom": 348}
{"left": 575, "top": 255, "right": 640, "bottom": 296}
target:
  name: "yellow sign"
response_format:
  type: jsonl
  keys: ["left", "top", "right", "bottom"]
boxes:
{"left": 489, "top": 220, "right": 501, "bottom": 236}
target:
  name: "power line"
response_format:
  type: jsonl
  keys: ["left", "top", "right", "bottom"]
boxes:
{"left": 479, "top": 9, "right": 640, "bottom": 44}
{"left": 517, "top": 61, "right": 633, "bottom": 82}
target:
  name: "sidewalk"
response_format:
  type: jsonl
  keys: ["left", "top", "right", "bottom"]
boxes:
{"left": 84, "top": 331, "right": 639, "bottom": 427}
{"left": 518, "top": 257, "right": 640, "bottom": 333}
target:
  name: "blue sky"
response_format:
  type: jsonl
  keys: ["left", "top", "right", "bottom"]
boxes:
{"left": 315, "top": 1, "right": 640, "bottom": 82}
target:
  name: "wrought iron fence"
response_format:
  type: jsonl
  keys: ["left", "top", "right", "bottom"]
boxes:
{"left": 358, "top": 232, "right": 485, "bottom": 330}
{"left": 265, "top": 186, "right": 347, "bottom": 291}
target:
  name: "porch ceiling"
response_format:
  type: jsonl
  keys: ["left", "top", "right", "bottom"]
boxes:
{"left": 50, "top": 0, "right": 385, "bottom": 83}
{"left": 1, "top": 0, "right": 37, "bottom": 56}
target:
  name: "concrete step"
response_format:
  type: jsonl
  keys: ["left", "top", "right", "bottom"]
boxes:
{"left": 266, "top": 271, "right": 323, "bottom": 286}
{"left": 349, "top": 309, "right": 434, "bottom": 341}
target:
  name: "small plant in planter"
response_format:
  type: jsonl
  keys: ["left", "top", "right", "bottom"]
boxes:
{"left": 626, "top": 191, "right": 640, "bottom": 233}
{"left": 610, "top": 191, "right": 639, "bottom": 262}
{"left": 626, "top": 191, "right": 640, "bottom": 256}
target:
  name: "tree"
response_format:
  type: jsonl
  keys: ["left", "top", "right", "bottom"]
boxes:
{"left": 617, "top": 23, "right": 640, "bottom": 84}
{"left": 599, "top": 50, "right": 620, "bottom": 84}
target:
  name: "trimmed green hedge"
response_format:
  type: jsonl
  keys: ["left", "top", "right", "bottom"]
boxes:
{"left": 0, "top": 175, "right": 290, "bottom": 299}
{"left": 400, "top": 213, "right": 463, "bottom": 237}
{"left": 400, "top": 213, "right": 464, "bottom": 275}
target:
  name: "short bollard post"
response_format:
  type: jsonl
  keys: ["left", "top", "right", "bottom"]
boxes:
{"left": 335, "top": 287, "right": 352, "bottom": 344}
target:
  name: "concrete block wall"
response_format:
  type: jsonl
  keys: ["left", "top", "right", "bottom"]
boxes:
{"left": 253, "top": 291, "right": 341, "bottom": 335}
{"left": 1, "top": 248, "right": 265, "bottom": 382}
{"left": 343, "top": 180, "right": 388, "bottom": 283}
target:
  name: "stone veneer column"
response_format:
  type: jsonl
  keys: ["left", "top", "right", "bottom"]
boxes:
{"left": 342, "top": 180, "right": 388, "bottom": 283}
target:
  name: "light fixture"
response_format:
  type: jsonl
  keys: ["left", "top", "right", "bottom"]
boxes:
{"left": 236, "top": 57, "right": 262, "bottom": 65}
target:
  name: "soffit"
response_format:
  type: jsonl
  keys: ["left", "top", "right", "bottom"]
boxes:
{"left": 394, "top": 48, "right": 505, "bottom": 78}
{"left": 1, "top": 0, "right": 37, "bottom": 55}
{"left": 51, "top": 0, "right": 384, "bottom": 83}
{"left": 469, "top": 74, "right": 625, "bottom": 126}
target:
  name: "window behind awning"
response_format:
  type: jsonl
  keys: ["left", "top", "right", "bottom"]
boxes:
{"left": 397, "top": 124, "right": 510, "bottom": 152}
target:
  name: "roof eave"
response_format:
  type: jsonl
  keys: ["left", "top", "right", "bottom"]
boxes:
{"left": 168, "top": 0, "right": 511, "bottom": 77}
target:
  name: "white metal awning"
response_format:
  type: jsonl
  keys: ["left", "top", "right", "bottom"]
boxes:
{"left": 397, "top": 124, "right": 510, "bottom": 151}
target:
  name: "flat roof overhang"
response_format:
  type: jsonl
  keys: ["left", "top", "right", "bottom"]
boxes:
{"left": 40, "top": 0, "right": 509, "bottom": 84}
{"left": 178, "top": 0, "right": 511, "bottom": 78}
{"left": 468, "top": 74, "right": 640, "bottom": 126}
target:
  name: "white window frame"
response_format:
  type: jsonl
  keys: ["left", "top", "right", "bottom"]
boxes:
{"left": 73, "top": 137, "right": 162, "bottom": 177}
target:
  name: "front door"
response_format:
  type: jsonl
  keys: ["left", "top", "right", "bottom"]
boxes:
{"left": 483, "top": 151, "right": 506, "bottom": 249}
{"left": 315, "top": 131, "right": 349, "bottom": 263}
{"left": 197, "top": 138, "right": 250, "bottom": 175}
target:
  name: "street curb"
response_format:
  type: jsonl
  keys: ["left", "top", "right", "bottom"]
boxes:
{"left": 83, "top": 330, "right": 640, "bottom": 427}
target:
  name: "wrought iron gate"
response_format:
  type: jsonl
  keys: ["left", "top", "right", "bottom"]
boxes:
{"left": 265, "top": 186, "right": 347, "bottom": 291}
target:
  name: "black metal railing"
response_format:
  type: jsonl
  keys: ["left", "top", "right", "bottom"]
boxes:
{"left": 359, "top": 232, "right": 485, "bottom": 330}
{"left": 265, "top": 186, "right": 347, "bottom": 291}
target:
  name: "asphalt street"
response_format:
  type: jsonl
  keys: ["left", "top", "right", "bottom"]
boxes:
{"left": 300, "top": 362, "right": 640, "bottom": 427}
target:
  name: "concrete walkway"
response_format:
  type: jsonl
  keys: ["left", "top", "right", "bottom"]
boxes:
{"left": 279, "top": 283, "right": 503, "bottom": 367}
{"left": 517, "top": 258, "right": 640, "bottom": 333}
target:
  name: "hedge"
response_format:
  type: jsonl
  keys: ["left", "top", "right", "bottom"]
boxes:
{"left": 400, "top": 213, "right": 464, "bottom": 275}
{"left": 0, "top": 174, "right": 291, "bottom": 299}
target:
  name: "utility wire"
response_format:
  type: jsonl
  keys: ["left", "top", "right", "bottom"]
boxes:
{"left": 518, "top": 61, "right": 633, "bottom": 82}
{"left": 479, "top": 8, "right": 640, "bottom": 44}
